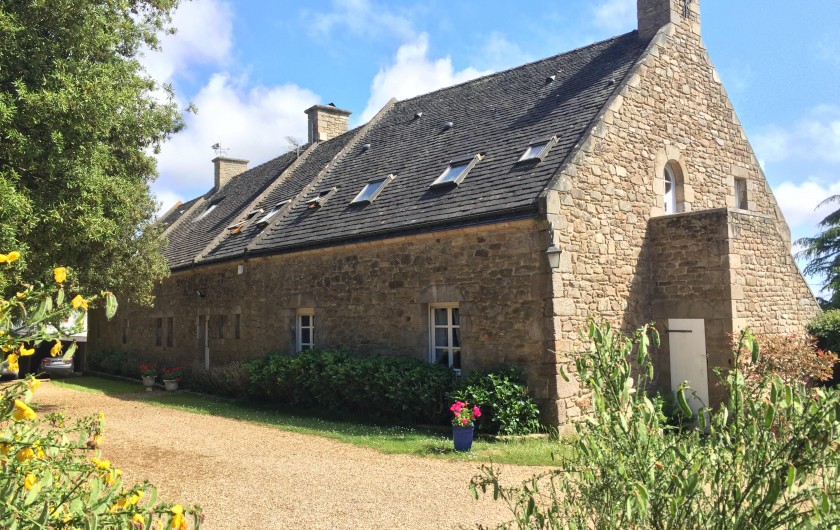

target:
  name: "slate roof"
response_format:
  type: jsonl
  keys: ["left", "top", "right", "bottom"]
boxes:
{"left": 163, "top": 31, "right": 650, "bottom": 270}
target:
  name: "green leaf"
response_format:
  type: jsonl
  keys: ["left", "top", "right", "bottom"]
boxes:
{"left": 786, "top": 465, "right": 796, "bottom": 490}
{"left": 23, "top": 482, "right": 40, "bottom": 506}
{"left": 559, "top": 365, "right": 569, "bottom": 382}
{"left": 764, "top": 404, "right": 776, "bottom": 429}
{"left": 63, "top": 341, "right": 78, "bottom": 360}
{"left": 56, "top": 287, "right": 65, "bottom": 307}
{"left": 104, "top": 292, "right": 118, "bottom": 320}
{"left": 677, "top": 386, "right": 692, "bottom": 417}
{"left": 751, "top": 339, "right": 760, "bottom": 364}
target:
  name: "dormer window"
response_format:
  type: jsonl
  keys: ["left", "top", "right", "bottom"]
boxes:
{"left": 518, "top": 136, "right": 557, "bottom": 163}
{"left": 306, "top": 187, "right": 338, "bottom": 209}
{"left": 430, "top": 155, "right": 481, "bottom": 188}
{"left": 255, "top": 200, "right": 290, "bottom": 228}
{"left": 351, "top": 175, "right": 395, "bottom": 205}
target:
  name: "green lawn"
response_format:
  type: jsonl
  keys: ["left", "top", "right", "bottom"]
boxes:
{"left": 52, "top": 376, "right": 570, "bottom": 467}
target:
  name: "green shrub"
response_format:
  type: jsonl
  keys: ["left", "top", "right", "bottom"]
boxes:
{"left": 473, "top": 320, "right": 840, "bottom": 529}
{"left": 187, "top": 361, "right": 251, "bottom": 398}
{"left": 451, "top": 367, "right": 541, "bottom": 435}
{"left": 87, "top": 349, "right": 142, "bottom": 378}
{"left": 807, "top": 309, "right": 840, "bottom": 353}
{"left": 244, "top": 350, "right": 456, "bottom": 424}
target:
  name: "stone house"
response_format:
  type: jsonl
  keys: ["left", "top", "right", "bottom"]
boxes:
{"left": 88, "top": 0, "right": 819, "bottom": 425}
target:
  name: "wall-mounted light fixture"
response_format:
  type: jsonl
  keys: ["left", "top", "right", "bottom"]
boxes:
{"left": 546, "top": 222, "right": 562, "bottom": 268}
{"left": 196, "top": 290, "right": 206, "bottom": 298}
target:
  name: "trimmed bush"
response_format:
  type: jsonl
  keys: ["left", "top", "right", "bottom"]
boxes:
{"left": 244, "top": 350, "right": 457, "bottom": 424}
{"left": 88, "top": 349, "right": 142, "bottom": 378}
{"left": 451, "top": 367, "right": 541, "bottom": 435}
{"left": 187, "top": 361, "right": 251, "bottom": 398}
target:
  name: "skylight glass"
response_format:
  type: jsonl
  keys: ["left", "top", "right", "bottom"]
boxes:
{"left": 430, "top": 156, "right": 480, "bottom": 188}
{"left": 195, "top": 204, "right": 217, "bottom": 221}
{"left": 519, "top": 142, "right": 549, "bottom": 161}
{"left": 517, "top": 136, "right": 557, "bottom": 163}
{"left": 351, "top": 175, "right": 394, "bottom": 205}
{"left": 255, "top": 200, "right": 289, "bottom": 227}
{"left": 306, "top": 188, "right": 337, "bottom": 209}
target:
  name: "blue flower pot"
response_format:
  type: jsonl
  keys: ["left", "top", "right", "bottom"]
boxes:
{"left": 452, "top": 425, "right": 474, "bottom": 452}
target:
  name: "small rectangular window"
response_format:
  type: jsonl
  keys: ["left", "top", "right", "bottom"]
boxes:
{"left": 234, "top": 314, "right": 241, "bottom": 340}
{"left": 734, "top": 178, "right": 748, "bottom": 210}
{"left": 429, "top": 304, "right": 460, "bottom": 370}
{"left": 430, "top": 155, "right": 480, "bottom": 188}
{"left": 255, "top": 200, "right": 290, "bottom": 228}
{"left": 218, "top": 314, "right": 226, "bottom": 339}
{"left": 518, "top": 136, "right": 557, "bottom": 163}
{"left": 296, "top": 309, "right": 315, "bottom": 352}
{"left": 351, "top": 175, "right": 395, "bottom": 205}
{"left": 166, "top": 317, "right": 174, "bottom": 347}
{"left": 155, "top": 318, "right": 163, "bottom": 347}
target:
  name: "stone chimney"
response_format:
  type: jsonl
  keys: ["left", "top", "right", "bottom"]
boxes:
{"left": 638, "top": 0, "right": 700, "bottom": 40}
{"left": 213, "top": 156, "right": 249, "bottom": 191}
{"left": 304, "top": 103, "right": 352, "bottom": 143}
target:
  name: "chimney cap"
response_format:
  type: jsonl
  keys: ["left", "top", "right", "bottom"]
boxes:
{"left": 212, "top": 156, "right": 249, "bottom": 164}
{"left": 304, "top": 104, "right": 352, "bottom": 117}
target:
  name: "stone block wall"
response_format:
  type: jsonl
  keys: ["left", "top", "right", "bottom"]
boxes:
{"left": 728, "top": 210, "right": 820, "bottom": 334}
{"left": 213, "top": 157, "right": 249, "bottom": 190}
{"left": 305, "top": 105, "right": 351, "bottom": 143}
{"left": 543, "top": 17, "right": 812, "bottom": 420}
{"left": 90, "top": 219, "right": 561, "bottom": 417}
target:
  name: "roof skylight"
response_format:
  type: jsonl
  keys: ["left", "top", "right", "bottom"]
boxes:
{"left": 351, "top": 175, "right": 395, "bottom": 205}
{"left": 430, "top": 155, "right": 481, "bottom": 188}
{"left": 306, "top": 187, "right": 338, "bottom": 209}
{"left": 517, "top": 136, "right": 557, "bottom": 163}
{"left": 255, "top": 200, "right": 290, "bottom": 228}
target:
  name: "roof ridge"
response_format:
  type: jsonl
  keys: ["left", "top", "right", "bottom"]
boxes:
{"left": 394, "top": 31, "right": 638, "bottom": 108}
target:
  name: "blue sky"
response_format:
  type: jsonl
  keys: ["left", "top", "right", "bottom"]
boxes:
{"left": 143, "top": 0, "right": 839, "bottom": 292}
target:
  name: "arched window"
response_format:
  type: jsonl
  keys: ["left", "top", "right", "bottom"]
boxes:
{"left": 664, "top": 165, "right": 677, "bottom": 214}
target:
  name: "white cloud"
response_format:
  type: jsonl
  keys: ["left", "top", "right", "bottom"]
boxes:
{"left": 305, "top": 0, "right": 416, "bottom": 41}
{"left": 358, "top": 33, "right": 489, "bottom": 122}
{"left": 774, "top": 179, "right": 840, "bottom": 233}
{"left": 475, "top": 32, "right": 533, "bottom": 71}
{"left": 592, "top": 0, "right": 636, "bottom": 33}
{"left": 152, "top": 73, "right": 320, "bottom": 212}
{"left": 754, "top": 106, "right": 840, "bottom": 164}
{"left": 141, "top": 0, "right": 233, "bottom": 84}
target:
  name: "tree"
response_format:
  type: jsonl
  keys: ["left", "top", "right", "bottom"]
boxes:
{"left": 796, "top": 195, "right": 840, "bottom": 309}
{"left": 0, "top": 0, "right": 185, "bottom": 304}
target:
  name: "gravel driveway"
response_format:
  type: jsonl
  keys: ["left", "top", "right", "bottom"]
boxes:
{"left": 34, "top": 383, "right": 547, "bottom": 530}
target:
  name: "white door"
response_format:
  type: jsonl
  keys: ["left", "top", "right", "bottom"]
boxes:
{"left": 668, "top": 319, "right": 709, "bottom": 414}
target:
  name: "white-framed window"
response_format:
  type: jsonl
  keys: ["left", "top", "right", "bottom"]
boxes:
{"left": 351, "top": 174, "right": 395, "bottom": 205}
{"left": 296, "top": 308, "right": 315, "bottom": 352}
{"left": 664, "top": 165, "right": 677, "bottom": 214}
{"left": 255, "top": 200, "right": 290, "bottom": 228}
{"left": 429, "top": 304, "right": 460, "bottom": 370}
{"left": 430, "top": 155, "right": 481, "bottom": 188}
{"left": 734, "top": 177, "right": 748, "bottom": 210}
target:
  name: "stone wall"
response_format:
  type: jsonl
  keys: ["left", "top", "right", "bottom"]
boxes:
{"left": 543, "top": 16, "right": 814, "bottom": 420}
{"left": 305, "top": 105, "right": 351, "bottom": 143}
{"left": 213, "top": 157, "right": 249, "bottom": 190}
{"left": 89, "top": 219, "right": 560, "bottom": 414}
{"left": 728, "top": 210, "right": 820, "bottom": 334}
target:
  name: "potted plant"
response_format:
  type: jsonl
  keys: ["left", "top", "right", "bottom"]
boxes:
{"left": 161, "top": 366, "right": 182, "bottom": 391}
{"left": 139, "top": 364, "right": 157, "bottom": 392}
{"left": 450, "top": 401, "right": 481, "bottom": 452}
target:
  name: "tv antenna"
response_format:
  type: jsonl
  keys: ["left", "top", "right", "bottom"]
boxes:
{"left": 285, "top": 136, "right": 304, "bottom": 158}
{"left": 211, "top": 142, "right": 229, "bottom": 157}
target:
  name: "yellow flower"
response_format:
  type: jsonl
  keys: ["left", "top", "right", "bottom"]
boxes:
{"left": 0, "top": 255, "right": 6, "bottom": 264}
{"left": 170, "top": 506, "right": 187, "bottom": 530}
{"left": 13, "top": 400, "right": 36, "bottom": 421}
{"left": 50, "top": 340, "right": 62, "bottom": 357}
{"left": 6, "top": 353, "right": 19, "bottom": 373}
{"left": 129, "top": 490, "right": 143, "bottom": 505}
{"left": 16, "top": 447, "right": 34, "bottom": 461}
{"left": 27, "top": 378, "right": 41, "bottom": 393}
{"left": 132, "top": 513, "right": 145, "bottom": 525}
{"left": 105, "top": 468, "right": 121, "bottom": 486}
{"left": 23, "top": 473, "right": 38, "bottom": 491}
{"left": 92, "top": 457, "right": 111, "bottom": 470}
{"left": 18, "top": 345, "right": 34, "bottom": 357}
{"left": 34, "top": 442, "right": 45, "bottom": 459}
{"left": 53, "top": 267, "right": 67, "bottom": 284}
{"left": 0, "top": 442, "right": 10, "bottom": 455}
{"left": 15, "top": 292, "right": 25, "bottom": 299}
{"left": 6, "top": 251, "right": 20, "bottom": 263}
{"left": 71, "top": 295, "right": 88, "bottom": 310}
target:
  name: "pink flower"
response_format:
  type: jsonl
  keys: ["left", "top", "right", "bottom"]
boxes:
{"left": 473, "top": 406, "right": 481, "bottom": 418}
{"left": 461, "top": 418, "right": 468, "bottom": 425}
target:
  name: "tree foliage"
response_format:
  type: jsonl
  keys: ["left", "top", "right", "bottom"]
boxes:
{"left": 796, "top": 195, "right": 840, "bottom": 309}
{"left": 0, "top": 0, "right": 185, "bottom": 304}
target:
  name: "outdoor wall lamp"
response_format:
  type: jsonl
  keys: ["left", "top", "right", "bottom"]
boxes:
{"left": 546, "top": 244, "right": 562, "bottom": 268}
{"left": 196, "top": 290, "right": 206, "bottom": 298}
